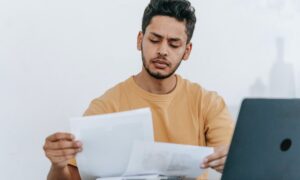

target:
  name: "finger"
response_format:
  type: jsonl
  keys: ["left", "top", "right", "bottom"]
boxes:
{"left": 213, "top": 165, "right": 224, "bottom": 173}
{"left": 45, "top": 140, "right": 82, "bottom": 150}
{"left": 50, "top": 155, "right": 75, "bottom": 164}
{"left": 204, "top": 150, "right": 227, "bottom": 163}
{"left": 46, "top": 132, "right": 75, "bottom": 142}
{"left": 201, "top": 156, "right": 226, "bottom": 169}
{"left": 46, "top": 148, "right": 82, "bottom": 157}
{"left": 208, "top": 156, "right": 226, "bottom": 168}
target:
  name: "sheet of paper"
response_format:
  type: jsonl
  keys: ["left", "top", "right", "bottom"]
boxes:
{"left": 96, "top": 174, "right": 161, "bottom": 180}
{"left": 70, "top": 108, "right": 154, "bottom": 180}
{"left": 124, "top": 141, "right": 213, "bottom": 178}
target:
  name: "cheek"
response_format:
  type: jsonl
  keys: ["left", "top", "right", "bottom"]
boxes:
{"left": 171, "top": 48, "right": 186, "bottom": 60}
{"left": 178, "top": 47, "right": 187, "bottom": 55}
{"left": 142, "top": 42, "right": 157, "bottom": 58}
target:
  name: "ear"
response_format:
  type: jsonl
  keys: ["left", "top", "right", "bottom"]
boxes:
{"left": 137, "top": 31, "right": 143, "bottom": 51}
{"left": 182, "top": 43, "right": 192, "bottom": 61}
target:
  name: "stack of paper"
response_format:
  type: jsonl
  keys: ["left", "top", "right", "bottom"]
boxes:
{"left": 96, "top": 174, "right": 187, "bottom": 180}
{"left": 70, "top": 108, "right": 213, "bottom": 180}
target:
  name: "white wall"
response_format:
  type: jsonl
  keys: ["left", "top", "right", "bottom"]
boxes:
{"left": 1, "top": 0, "right": 299, "bottom": 179}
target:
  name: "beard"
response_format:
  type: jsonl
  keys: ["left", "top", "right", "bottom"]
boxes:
{"left": 141, "top": 47, "right": 183, "bottom": 80}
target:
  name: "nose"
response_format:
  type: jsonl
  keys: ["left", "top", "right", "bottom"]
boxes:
{"left": 157, "top": 41, "right": 168, "bottom": 57}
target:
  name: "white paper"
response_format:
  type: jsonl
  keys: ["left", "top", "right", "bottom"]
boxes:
{"left": 96, "top": 174, "right": 161, "bottom": 180}
{"left": 124, "top": 141, "right": 213, "bottom": 178}
{"left": 70, "top": 108, "right": 154, "bottom": 180}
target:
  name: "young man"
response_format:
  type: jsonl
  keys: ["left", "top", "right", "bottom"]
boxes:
{"left": 43, "top": 0, "right": 234, "bottom": 179}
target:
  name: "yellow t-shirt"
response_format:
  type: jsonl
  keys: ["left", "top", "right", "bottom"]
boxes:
{"left": 69, "top": 75, "right": 234, "bottom": 179}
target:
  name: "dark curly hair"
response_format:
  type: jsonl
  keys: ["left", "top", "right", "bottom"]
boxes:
{"left": 142, "top": 0, "right": 197, "bottom": 43}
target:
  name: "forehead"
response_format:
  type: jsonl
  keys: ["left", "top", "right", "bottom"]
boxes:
{"left": 145, "top": 16, "right": 187, "bottom": 41}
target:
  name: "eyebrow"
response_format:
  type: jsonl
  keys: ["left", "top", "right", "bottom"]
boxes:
{"left": 150, "top": 32, "right": 182, "bottom": 42}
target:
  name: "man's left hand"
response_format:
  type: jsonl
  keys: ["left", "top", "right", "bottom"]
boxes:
{"left": 201, "top": 145, "right": 229, "bottom": 173}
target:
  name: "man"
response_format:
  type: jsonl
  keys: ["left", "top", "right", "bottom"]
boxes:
{"left": 43, "top": 0, "right": 234, "bottom": 179}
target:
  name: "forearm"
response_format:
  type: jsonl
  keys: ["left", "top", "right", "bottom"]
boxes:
{"left": 47, "top": 165, "right": 72, "bottom": 180}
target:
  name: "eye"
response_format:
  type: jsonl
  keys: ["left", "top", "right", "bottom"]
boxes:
{"left": 150, "top": 39, "right": 160, "bottom": 43}
{"left": 170, "top": 44, "right": 179, "bottom": 48}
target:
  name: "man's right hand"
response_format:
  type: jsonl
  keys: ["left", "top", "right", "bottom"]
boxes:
{"left": 43, "top": 132, "right": 82, "bottom": 169}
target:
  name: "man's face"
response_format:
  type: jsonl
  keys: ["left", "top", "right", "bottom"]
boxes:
{"left": 137, "top": 15, "right": 192, "bottom": 79}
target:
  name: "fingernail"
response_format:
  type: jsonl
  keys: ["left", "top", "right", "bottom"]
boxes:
{"left": 203, "top": 158, "right": 208, "bottom": 163}
{"left": 71, "top": 134, "right": 75, "bottom": 139}
{"left": 200, "top": 164, "right": 205, "bottom": 168}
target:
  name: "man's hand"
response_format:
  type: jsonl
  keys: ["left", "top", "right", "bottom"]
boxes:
{"left": 201, "top": 145, "right": 229, "bottom": 173}
{"left": 43, "top": 132, "right": 82, "bottom": 169}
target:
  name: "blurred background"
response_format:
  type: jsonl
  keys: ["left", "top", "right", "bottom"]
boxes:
{"left": 1, "top": 0, "right": 299, "bottom": 179}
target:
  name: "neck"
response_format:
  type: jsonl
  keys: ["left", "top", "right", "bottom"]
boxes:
{"left": 133, "top": 70, "right": 177, "bottom": 94}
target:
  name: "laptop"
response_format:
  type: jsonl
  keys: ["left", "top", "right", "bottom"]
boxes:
{"left": 222, "top": 98, "right": 300, "bottom": 180}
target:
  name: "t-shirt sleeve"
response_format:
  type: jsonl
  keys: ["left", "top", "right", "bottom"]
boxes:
{"left": 68, "top": 158, "right": 77, "bottom": 167}
{"left": 203, "top": 91, "right": 234, "bottom": 147}
{"left": 83, "top": 98, "right": 112, "bottom": 116}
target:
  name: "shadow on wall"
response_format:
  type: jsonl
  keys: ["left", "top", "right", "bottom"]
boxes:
{"left": 249, "top": 37, "right": 296, "bottom": 98}
{"left": 229, "top": 37, "right": 297, "bottom": 121}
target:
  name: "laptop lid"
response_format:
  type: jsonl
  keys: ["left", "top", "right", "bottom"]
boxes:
{"left": 222, "top": 98, "right": 300, "bottom": 180}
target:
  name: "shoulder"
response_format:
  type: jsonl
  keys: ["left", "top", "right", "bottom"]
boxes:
{"left": 96, "top": 77, "right": 132, "bottom": 101}
{"left": 84, "top": 77, "right": 131, "bottom": 115}
{"left": 179, "top": 76, "right": 213, "bottom": 99}
{"left": 179, "top": 76, "right": 225, "bottom": 108}
{"left": 179, "top": 76, "right": 203, "bottom": 94}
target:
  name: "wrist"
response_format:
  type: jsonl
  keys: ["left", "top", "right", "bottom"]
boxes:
{"left": 51, "top": 164, "right": 68, "bottom": 172}
{"left": 48, "top": 164, "right": 71, "bottom": 180}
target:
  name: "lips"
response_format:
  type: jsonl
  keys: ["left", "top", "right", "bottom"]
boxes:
{"left": 152, "top": 59, "right": 170, "bottom": 69}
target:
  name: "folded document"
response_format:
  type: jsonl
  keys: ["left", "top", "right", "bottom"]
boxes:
{"left": 124, "top": 141, "right": 212, "bottom": 178}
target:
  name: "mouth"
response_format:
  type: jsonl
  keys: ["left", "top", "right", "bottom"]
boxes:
{"left": 152, "top": 59, "right": 170, "bottom": 69}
